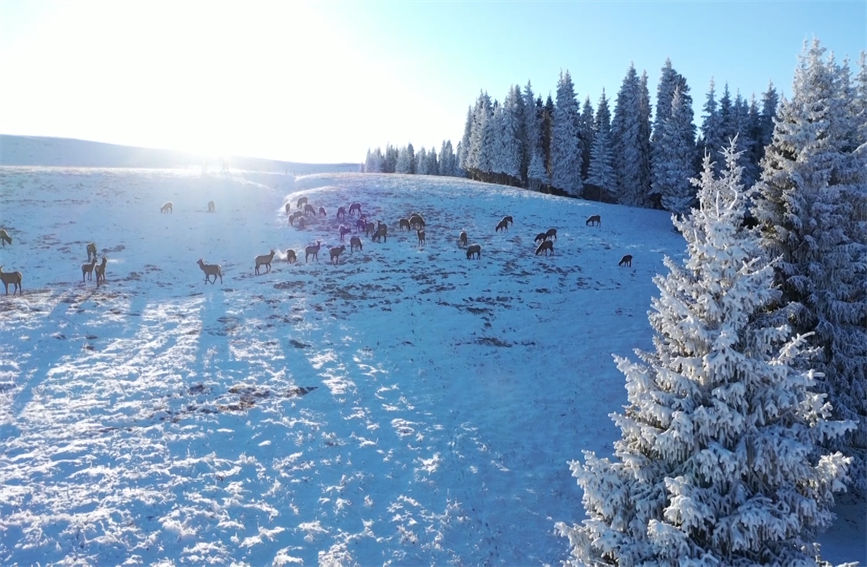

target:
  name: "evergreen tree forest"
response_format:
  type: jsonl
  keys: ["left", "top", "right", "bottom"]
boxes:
{"left": 364, "top": 56, "right": 781, "bottom": 213}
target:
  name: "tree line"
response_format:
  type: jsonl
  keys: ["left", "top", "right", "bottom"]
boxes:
{"left": 364, "top": 58, "right": 779, "bottom": 215}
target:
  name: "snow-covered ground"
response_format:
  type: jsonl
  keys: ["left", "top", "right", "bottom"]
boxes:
{"left": 0, "top": 165, "right": 862, "bottom": 565}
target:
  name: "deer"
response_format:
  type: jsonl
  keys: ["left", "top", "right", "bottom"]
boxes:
{"left": 304, "top": 203, "right": 316, "bottom": 216}
{"left": 458, "top": 231, "right": 468, "bottom": 248}
{"left": 534, "top": 232, "right": 548, "bottom": 244}
{"left": 197, "top": 259, "right": 223, "bottom": 284}
{"left": 207, "top": 200, "right": 216, "bottom": 213}
{"left": 255, "top": 250, "right": 276, "bottom": 274}
{"left": 0, "top": 266, "right": 22, "bottom": 295}
{"left": 586, "top": 215, "right": 601, "bottom": 227}
{"left": 160, "top": 201, "right": 173, "bottom": 214}
{"left": 466, "top": 244, "right": 481, "bottom": 260}
{"left": 286, "top": 249, "right": 297, "bottom": 263}
{"left": 0, "top": 229, "right": 11, "bottom": 246}
{"left": 296, "top": 196, "right": 308, "bottom": 209}
{"left": 535, "top": 240, "right": 554, "bottom": 256}
{"left": 305, "top": 241, "right": 321, "bottom": 262}
{"left": 86, "top": 242, "right": 98, "bottom": 262}
{"left": 81, "top": 257, "right": 98, "bottom": 282}
{"left": 545, "top": 228, "right": 557, "bottom": 240}
{"left": 409, "top": 214, "right": 425, "bottom": 230}
{"left": 350, "top": 236, "right": 363, "bottom": 252}
{"left": 339, "top": 225, "right": 352, "bottom": 241}
{"left": 495, "top": 218, "right": 509, "bottom": 232}
{"left": 349, "top": 202, "right": 362, "bottom": 216}
{"left": 329, "top": 245, "right": 346, "bottom": 265}
{"left": 619, "top": 254, "right": 633, "bottom": 267}
{"left": 94, "top": 256, "right": 108, "bottom": 286}
{"left": 319, "top": 206, "right": 326, "bottom": 216}
{"left": 337, "top": 206, "right": 347, "bottom": 220}
{"left": 399, "top": 218, "right": 411, "bottom": 231}
{"left": 372, "top": 224, "right": 388, "bottom": 243}
{"left": 417, "top": 229, "right": 426, "bottom": 247}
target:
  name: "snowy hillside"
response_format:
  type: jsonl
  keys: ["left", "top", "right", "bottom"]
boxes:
{"left": 0, "top": 164, "right": 862, "bottom": 564}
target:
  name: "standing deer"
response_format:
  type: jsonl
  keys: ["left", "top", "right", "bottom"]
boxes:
{"left": 495, "top": 218, "right": 509, "bottom": 232}
{"left": 586, "top": 215, "right": 601, "bottom": 227}
{"left": 81, "top": 257, "right": 98, "bottom": 282}
{"left": 329, "top": 245, "right": 346, "bottom": 265}
{"left": 350, "top": 236, "right": 363, "bottom": 252}
{"left": 94, "top": 256, "right": 108, "bottom": 286}
{"left": 619, "top": 254, "right": 633, "bottom": 267}
{"left": 197, "top": 259, "right": 223, "bottom": 284}
{"left": 458, "top": 231, "right": 468, "bottom": 248}
{"left": 255, "top": 250, "right": 276, "bottom": 274}
{"left": 305, "top": 241, "right": 321, "bottom": 262}
{"left": 286, "top": 249, "right": 297, "bottom": 263}
{"left": 86, "top": 242, "right": 98, "bottom": 262}
{"left": 417, "top": 229, "right": 426, "bottom": 247}
{"left": 0, "top": 266, "right": 22, "bottom": 295}
{"left": 466, "top": 244, "right": 481, "bottom": 260}
{"left": 0, "top": 229, "right": 11, "bottom": 246}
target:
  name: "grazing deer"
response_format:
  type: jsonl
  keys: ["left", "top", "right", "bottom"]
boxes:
{"left": 255, "top": 250, "right": 276, "bottom": 274}
{"left": 356, "top": 218, "right": 368, "bottom": 232}
{"left": 86, "top": 242, "right": 98, "bottom": 262}
{"left": 0, "top": 229, "right": 11, "bottom": 246}
{"left": 399, "top": 218, "right": 411, "bottom": 231}
{"left": 495, "top": 218, "right": 509, "bottom": 232}
{"left": 409, "top": 214, "right": 425, "bottom": 230}
{"left": 466, "top": 244, "right": 481, "bottom": 260}
{"left": 329, "top": 245, "right": 346, "bottom": 265}
{"left": 349, "top": 202, "right": 362, "bottom": 216}
{"left": 619, "top": 254, "right": 633, "bottom": 267}
{"left": 197, "top": 259, "right": 223, "bottom": 284}
{"left": 0, "top": 266, "right": 22, "bottom": 295}
{"left": 94, "top": 256, "right": 108, "bottom": 286}
{"left": 160, "top": 201, "right": 173, "bottom": 214}
{"left": 458, "top": 231, "right": 468, "bottom": 248}
{"left": 304, "top": 203, "right": 316, "bottom": 216}
{"left": 535, "top": 240, "right": 554, "bottom": 256}
{"left": 586, "top": 215, "right": 601, "bottom": 227}
{"left": 350, "top": 235, "right": 363, "bottom": 252}
{"left": 305, "top": 241, "right": 321, "bottom": 262}
{"left": 372, "top": 225, "right": 388, "bottom": 243}
{"left": 207, "top": 200, "right": 216, "bottom": 213}
{"left": 81, "top": 257, "right": 98, "bottom": 282}
{"left": 339, "top": 225, "right": 352, "bottom": 241}
{"left": 286, "top": 249, "right": 297, "bottom": 263}
{"left": 417, "top": 229, "right": 426, "bottom": 247}
{"left": 545, "top": 228, "right": 557, "bottom": 240}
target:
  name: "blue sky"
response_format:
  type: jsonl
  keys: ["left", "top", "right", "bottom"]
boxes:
{"left": 1, "top": 0, "right": 864, "bottom": 163}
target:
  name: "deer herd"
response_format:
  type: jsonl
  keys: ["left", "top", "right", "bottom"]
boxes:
{"left": 0, "top": 194, "right": 635, "bottom": 297}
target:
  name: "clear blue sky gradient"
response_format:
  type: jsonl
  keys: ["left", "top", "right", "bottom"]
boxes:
{"left": 1, "top": 0, "right": 864, "bottom": 163}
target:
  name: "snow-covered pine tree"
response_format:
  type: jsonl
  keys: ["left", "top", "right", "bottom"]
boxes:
{"left": 457, "top": 106, "right": 473, "bottom": 174}
{"left": 549, "top": 70, "right": 583, "bottom": 196}
{"left": 395, "top": 144, "right": 414, "bottom": 174}
{"left": 521, "top": 81, "right": 539, "bottom": 185}
{"left": 491, "top": 85, "right": 523, "bottom": 184}
{"left": 655, "top": 85, "right": 697, "bottom": 214}
{"left": 586, "top": 90, "right": 616, "bottom": 198}
{"left": 698, "top": 79, "right": 723, "bottom": 172}
{"left": 364, "top": 147, "right": 384, "bottom": 173}
{"left": 579, "top": 97, "right": 595, "bottom": 182}
{"left": 557, "top": 140, "right": 852, "bottom": 566}
{"left": 439, "top": 140, "right": 458, "bottom": 177}
{"left": 612, "top": 64, "right": 652, "bottom": 206}
{"left": 752, "top": 39, "right": 867, "bottom": 495}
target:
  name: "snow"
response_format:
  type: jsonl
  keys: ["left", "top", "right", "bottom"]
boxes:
{"left": 0, "top": 156, "right": 862, "bottom": 564}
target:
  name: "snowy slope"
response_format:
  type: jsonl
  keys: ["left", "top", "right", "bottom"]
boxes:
{"left": 0, "top": 165, "right": 862, "bottom": 565}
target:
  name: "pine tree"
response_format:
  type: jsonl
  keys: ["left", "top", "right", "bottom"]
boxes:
{"left": 549, "top": 70, "right": 583, "bottom": 196}
{"left": 752, "top": 39, "right": 867, "bottom": 495}
{"left": 558, "top": 141, "right": 852, "bottom": 566}
{"left": 699, "top": 79, "right": 723, "bottom": 170}
{"left": 655, "top": 86, "right": 697, "bottom": 214}
{"left": 651, "top": 60, "right": 695, "bottom": 211}
{"left": 491, "top": 85, "right": 523, "bottom": 183}
{"left": 457, "top": 106, "right": 473, "bottom": 174}
{"left": 612, "top": 64, "right": 652, "bottom": 206}
{"left": 586, "top": 90, "right": 616, "bottom": 197}
{"left": 579, "top": 97, "right": 595, "bottom": 182}
{"left": 364, "top": 147, "right": 384, "bottom": 173}
{"left": 439, "top": 140, "right": 458, "bottom": 177}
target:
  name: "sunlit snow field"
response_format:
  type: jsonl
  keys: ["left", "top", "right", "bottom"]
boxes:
{"left": 0, "top": 166, "right": 862, "bottom": 565}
